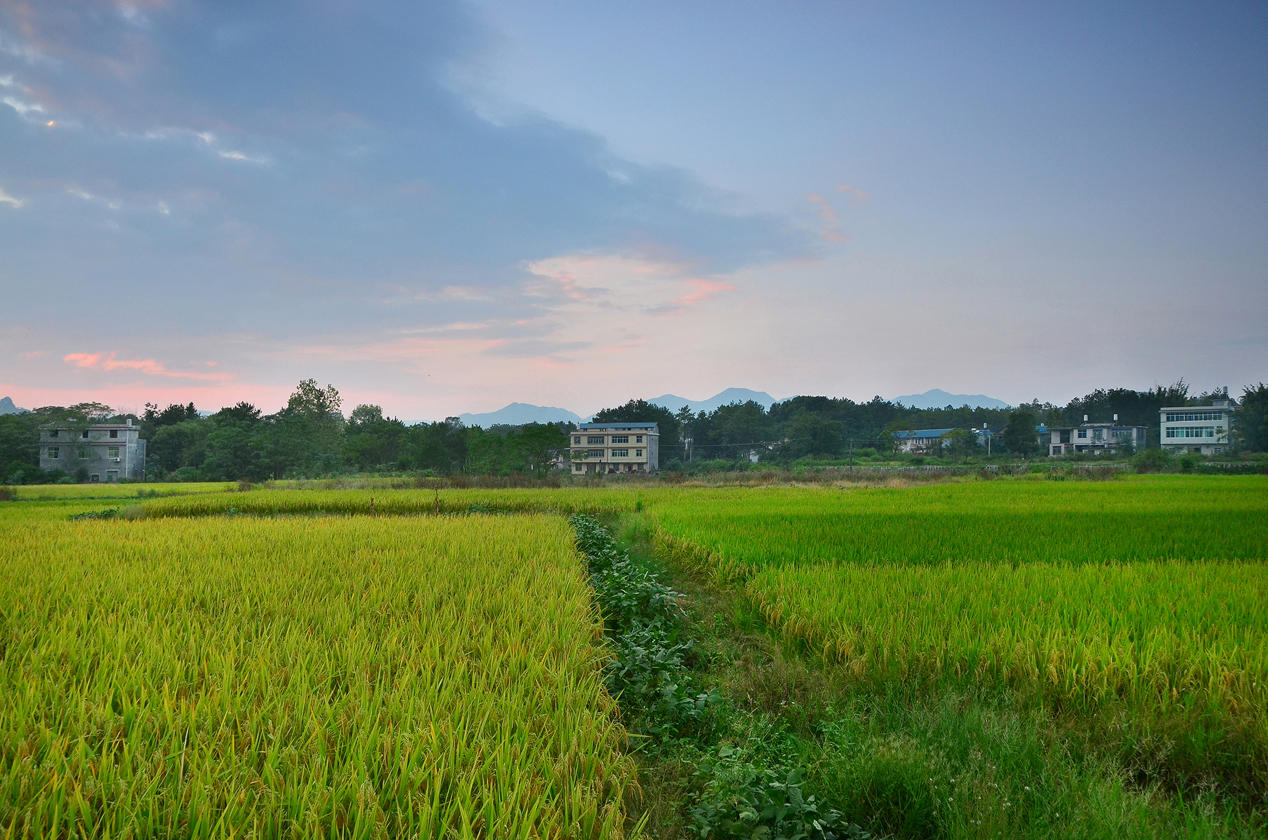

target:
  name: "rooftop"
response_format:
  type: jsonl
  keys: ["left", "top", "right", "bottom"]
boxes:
{"left": 579, "top": 422, "right": 658, "bottom": 430}
{"left": 892, "top": 428, "right": 955, "bottom": 439}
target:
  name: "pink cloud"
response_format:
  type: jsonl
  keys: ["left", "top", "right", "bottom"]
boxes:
{"left": 649, "top": 278, "right": 736, "bottom": 317}
{"left": 836, "top": 184, "right": 872, "bottom": 204}
{"left": 62, "top": 352, "right": 235, "bottom": 381}
{"left": 807, "top": 193, "right": 849, "bottom": 243}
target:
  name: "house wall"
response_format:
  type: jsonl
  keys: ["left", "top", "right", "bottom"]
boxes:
{"left": 1160, "top": 406, "right": 1231, "bottom": 455}
{"left": 569, "top": 425, "right": 659, "bottom": 474}
{"left": 39, "top": 424, "right": 147, "bottom": 481}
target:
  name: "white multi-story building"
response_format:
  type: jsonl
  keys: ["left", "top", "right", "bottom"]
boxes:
{"left": 39, "top": 421, "right": 147, "bottom": 481}
{"left": 569, "top": 422, "right": 659, "bottom": 474}
{"left": 1160, "top": 394, "right": 1235, "bottom": 456}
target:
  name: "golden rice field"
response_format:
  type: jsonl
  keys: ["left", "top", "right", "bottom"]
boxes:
{"left": 0, "top": 513, "right": 636, "bottom": 838}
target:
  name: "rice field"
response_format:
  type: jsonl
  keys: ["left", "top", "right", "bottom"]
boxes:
{"left": 649, "top": 477, "right": 1268, "bottom": 575}
{"left": 3, "top": 474, "right": 1265, "bottom": 832}
{"left": 0, "top": 513, "right": 636, "bottom": 838}
{"left": 645, "top": 476, "right": 1268, "bottom": 794}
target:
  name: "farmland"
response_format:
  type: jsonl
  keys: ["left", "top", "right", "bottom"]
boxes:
{"left": 1, "top": 474, "right": 1265, "bottom": 837}
{"left": 0, "top": 513, "right": 635, "bottom": 837}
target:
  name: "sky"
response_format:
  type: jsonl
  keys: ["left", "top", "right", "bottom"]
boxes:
{"left": 1, "top": 0, "right": 1265, "bottom": 421}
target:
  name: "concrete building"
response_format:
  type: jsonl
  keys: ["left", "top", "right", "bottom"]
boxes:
{"left": 1160, "top": 393, "right": 1236, "bottom": 456}
{"left": 569, "top": 422, "right": 658, "bottom": 474}
{"left": 1047, "top": 415, "right": 1146, "bottom": 456}
{"left": 892, "top": 428, "right": 954, "bottom": 454}
{"left": 39, "top": 421, "right": 147, "bottom": 482}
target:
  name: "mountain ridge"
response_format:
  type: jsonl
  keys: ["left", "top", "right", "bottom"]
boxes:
{"left": 892, "top": 388, "right": 1010, "bottom": 410}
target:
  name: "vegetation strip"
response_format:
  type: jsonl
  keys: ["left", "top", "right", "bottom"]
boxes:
{"left": 572, "top": 514, "right": 871, "bottom": 839}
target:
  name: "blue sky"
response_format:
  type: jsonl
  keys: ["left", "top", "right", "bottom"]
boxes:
{"left": 2, "top": 0, "right": 1265, "bottom": 419}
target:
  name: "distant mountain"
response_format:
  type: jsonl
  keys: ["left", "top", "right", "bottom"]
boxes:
{"left": 893, "top": 389, "right": 1010, "bottom": 410}
{"left": 648, "top": 388, "right": 777, "bottom": 415}
{"left": 0, "top": 396, "right": 27, "bottom": 415}
{"left": 458, "top": 402, "right": 583, "bottom": 428}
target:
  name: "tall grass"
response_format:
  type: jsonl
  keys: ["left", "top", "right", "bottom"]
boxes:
{"left": 0, "top": 515, "right": 637, "bottom": 838}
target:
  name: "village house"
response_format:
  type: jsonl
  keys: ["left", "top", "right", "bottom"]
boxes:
{"left": 1047, "top": 415, "right": 1146, "bottom": 456}
{"left": 892, "top": 428, "right": 954, "bottom": 454}
{"left": 39, "top": 421, "right": 147, "bottom": 482}
{"left": 568, "top": 422, "right": 659, "bottom": 474}
{"left": 1160, "top": 391, "right": 1236, "bottom": 456}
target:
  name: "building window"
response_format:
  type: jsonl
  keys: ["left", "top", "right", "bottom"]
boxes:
{"left": 612, "top": 449, "right": 629, "bottom": 457}
{"left": 47, "top": 447, "right": 60, "bottom": 459}
{"left": 611, "top": 435, "right": 629, "bottom": 444}
{"left": 89, "top": 474, "right": 100, "bottom": 483}
{"left": 106, "top": 470, "right": 118, "bottom": 482}
{"left": 636, "top": 435, "right": 643, "bottom": 443}
{"left": 587, "top": 449, "right": 603, "bottom": 458}
{"left": 574, "top": 464, "right": 583, "bottom": 471}
{"left": 1164, "top": 411, "right": 1223, "bottom": 423}
{"left": 587, "top": 436, "right": 604, "bottom": 445}
{"left": 82, "top": 430, "right": 90, "bottom": 439}
{"left": 49, "top": 429, "right": 60, "bottom": 438}
{"left": 635, "top": 449, "right": 643, "bottom": 457}
{"left": 77, "top": 448, "right": 91, "bottom": 459}
{"left": 573, "top": 436, "right": 581, "bottom": 444}
{"left": 1077, "top": 430, "right": 1087, "bottom": 438}
{"left": 1165, "top": 426, "right": 1216, "bottom": 439}
{"left": 107, "top": 446, "right": 120, "bottom": 459}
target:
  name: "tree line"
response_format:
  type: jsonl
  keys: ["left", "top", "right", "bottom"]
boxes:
{"left": 0, "top": 379, "right": 1264, "bottom": 484}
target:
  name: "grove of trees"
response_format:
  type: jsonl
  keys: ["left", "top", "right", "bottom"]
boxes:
{"left": 0, "top": 379, "right": 1264, "bottom": 484}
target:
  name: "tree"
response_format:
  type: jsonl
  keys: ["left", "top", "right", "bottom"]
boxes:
{"left": 344, "top": 404, "right": 408, "bottom": 471}
{"left": 1002, "top": 409, "right": 1041, "bottom": 457}
{"left": 284, "top": 380, "right": 344, "bottom": 473}
{"left": 944, "top": 427, "right": 978, "bottom": 461}
{"left": 287, "top": 380, "right": 342, "bottom": 418}
{"left": 0, "top": 412, "right": 42, "bottom": 483}
{"left": 780, "top": 412, "right": 845, "bottom": 460}
{"left": 1234, "top": 383, "right": 1268, "bottom": 452}
{"left": 706, "top": 401, "right": 773, "bottom": 460}
{"left": 592, "top": 399, "right": 681, "bottom": 457}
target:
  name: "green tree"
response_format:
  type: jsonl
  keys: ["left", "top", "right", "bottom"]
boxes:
{"left": 284, "top": 379, "right": 344, "bottom": 474}
{"left": 944, "top": 427, "right": 978, "bottom": 461}
{"left": 1002, "top": 409, "right": 1041, "bottom": 457}
{"left": 706, "top": 401, "right": 773, "bottom": 460}
{"left": 510, "top": 424, "right": 569, "bottom": 474}
{"left": 0, "top": 412, "right": 42, "bottom": 483}
{"left": 1234, "top": 383, "right": 1268, "bottom": 452}
{"left": 781, "top": 412, "right": 845, "bottom": 460}
{"left": 344, "top": 404, "right": 408, "bottom": 471}
{"left": 592, "top": 399, "right": 681, "bottom": 458}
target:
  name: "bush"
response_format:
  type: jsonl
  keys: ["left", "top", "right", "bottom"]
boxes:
{"left": 572, "top": 514, "right": 719, "bottom": 745}
{"left": 1132, "top": 448, "right": 1172, "bottom": 473}
{"left": 690, "top": 746, "right": 864, "bottom": 840}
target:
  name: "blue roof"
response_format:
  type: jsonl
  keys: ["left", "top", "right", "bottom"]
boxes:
{"left": 892, "top": 428, "right": 955, "bottom": 439}
{"left": 579, "top": 422, "right": 658, "bottom": 430}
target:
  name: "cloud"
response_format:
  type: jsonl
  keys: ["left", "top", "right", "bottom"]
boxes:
{"left": 65, "top": 186, "right": 121, "bottom": 210}
{"left": 0, "top": 186, "right": 24, "bottom": 208}
{"left": 807, "top": 193, "right": 848, "bottom": 243}
{"left": 2, "top": 93, "right": 43, "bottom": 117}
{"left": 63, "top": 352, "right": 234, "bottom": 381}
{"left": 836, "top": 184, "right": 872, "bottom": 204}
